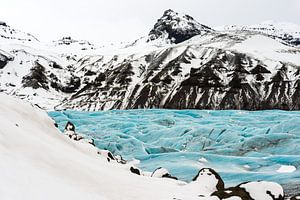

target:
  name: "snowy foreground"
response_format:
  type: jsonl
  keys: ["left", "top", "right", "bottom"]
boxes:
{"left": 0, "top": 94, "right": 297, "bottom": 200}
{"left": 0, "top": 94, "right": 190, "bottom": 200}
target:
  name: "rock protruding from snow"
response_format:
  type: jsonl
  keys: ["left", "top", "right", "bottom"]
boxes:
{"left": 187, "top": 168, "right": 225, "bottom": 197}
{"left": 0, "top": 51, "right": 13, "bottom": 69}
{"left": 0, "top": 21, "right": 7, "bottom": 26}
{"left": 64, "top": 121, "right": 94, "bottom": 145}
{"left": 213, "top": 181, "right": 284, "bottom": 200}
{"left": 129, "top": 166, "right": 142, "bottom": 175}
{"left": 148, "top": 9, "right": 213, "bottom": 44}
{"left": 53, "top": 36, "right": 95, "bottom": 51}
{"left": 151, "top": 167, "right": 178, "bottom": 180}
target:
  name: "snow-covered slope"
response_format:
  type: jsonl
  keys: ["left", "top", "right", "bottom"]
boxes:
{"left": 53, "top": 36, "right": 96, "bottom": 52}
{"left": 0, "top": 43, "right": 79, "bottom": 109}
{"left": 218, "top": 21, "right": 300, "bottom": 47}
{"left": 0, "top": 21, "right": 38, "bottom": 42}
{"left": 0, "top": 23, "right": 93, "bottom": 110}
{"left": 0, "top": 11, "right": 300, "bottom": 111}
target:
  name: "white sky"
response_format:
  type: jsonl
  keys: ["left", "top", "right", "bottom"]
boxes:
{"left": 1, "top": 0, "right": 300, "bottom": 45}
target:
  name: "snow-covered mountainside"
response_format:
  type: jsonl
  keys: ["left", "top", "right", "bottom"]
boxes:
{"left": 0, "top": 10, "right": 300, "bottom": 111}
{"left": 218, "top": 21, "right": 300, "bottom": 47}
{"left": 0, "top": 22, "right": 91, "bottom": 109}
{"left": 1, "top": 94, "right": 290, "bottom": 200}
{"left": 0, "top": 21, "right": 38, "bottom": 42}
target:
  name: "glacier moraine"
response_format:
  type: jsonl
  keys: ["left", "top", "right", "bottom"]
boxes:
{"left": 49, "top": 109, "right": 300, "bottom": 185}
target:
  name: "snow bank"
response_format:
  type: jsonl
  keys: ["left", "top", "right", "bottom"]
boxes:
{"left": 0, "top": 94, "right": 187, "bottom": 200}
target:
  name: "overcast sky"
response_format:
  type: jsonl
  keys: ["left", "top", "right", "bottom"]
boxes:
{"left": 1, "top": 0, "right": 300, "bottom": 45}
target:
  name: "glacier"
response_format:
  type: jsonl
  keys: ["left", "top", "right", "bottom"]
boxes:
{"left": 49, "top": 109, "right": 300, "bottom": 185}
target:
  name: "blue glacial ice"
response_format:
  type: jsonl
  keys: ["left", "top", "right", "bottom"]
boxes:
{"left": 48, "top": 109, "right": 300, "bottom": 185}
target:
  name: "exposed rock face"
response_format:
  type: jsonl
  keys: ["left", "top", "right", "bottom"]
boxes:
{"left": 213, "top": 181, "right": 284, "bottom": 200}
{"left": 22, "top": 62, "right": 49, "bottom": 90}
{"left": 20, "top": 60, "right": 80, "bottom": 93}
{"left": 0, "top": 52, "right": 11, "bottom": 69}
{"left": 50, "top": 74, "right": 81, "bottom": 93}
{"left": 148, "top": 9, "right": 213, "bottom": 44}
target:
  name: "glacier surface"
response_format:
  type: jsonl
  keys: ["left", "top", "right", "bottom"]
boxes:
{"left": 49, "top": 109, "right": 300, "bottom": 185}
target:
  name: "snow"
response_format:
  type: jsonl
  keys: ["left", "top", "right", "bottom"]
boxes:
{"left": 199, "top": 157, "right": 209, "bottom": 163}
{"left": 151, "top": 167, "right": 170, "bottom": 178}
{"left": 277, "top": 165, "right": 297, "bottom": 173}
{"left": 216, "top": 20, "right": 300, "bottom": 46}
{"left": 230, "top": 35, "right": 300, "bottom": 65}
{"left": 239, "top": 181, "right": 284, "bottom": 200}
{"left": 0, "top": 23, "right": 38, "bottom": 42}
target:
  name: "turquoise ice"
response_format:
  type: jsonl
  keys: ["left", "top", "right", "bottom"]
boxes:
{"left": 49, "top": 109, "right": 300, "bottom": 185}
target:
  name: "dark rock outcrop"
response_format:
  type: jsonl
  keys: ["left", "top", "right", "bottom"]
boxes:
{"left": 0, "top": 52, "right": 13, "bottom": 69}
{"left": 148, "top": 9, "right": 213, "bottom": 44}
{"left": 22, "top": 62, "right": 49, "bottom": 90}
{"left": 0, "top": 21, "right": 7, "bottom": 26}
{"left": 213, "top": 181, "right": 284, "bottom": 200}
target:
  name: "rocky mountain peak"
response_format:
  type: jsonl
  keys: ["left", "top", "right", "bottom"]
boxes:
{"left": 148, "top": 9, "right": 213, "bottom": 44}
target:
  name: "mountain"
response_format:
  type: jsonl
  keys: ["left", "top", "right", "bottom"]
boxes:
{"left": 218, "top": 21, "right": 300, "bottom": 47}
{"left": 0, "top": 22, "right": 97, "bottom": 108}
{"left": 0, "top": 21, "right": 38, "bottom": 42}
{"left": 0, "top": 12, "right": 300, "bottom": 111}
{"left": 148, "top": 9, "right": 213, "bottom": 44}
{"left": 58, "top": 32, "right": 300, "bottom": 111}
